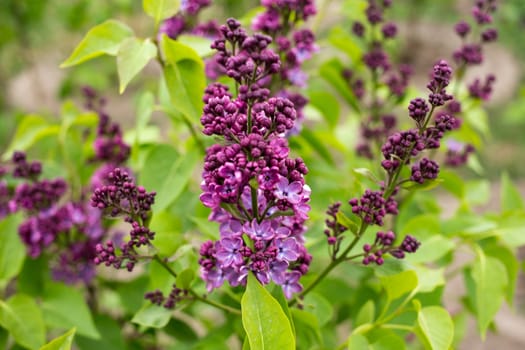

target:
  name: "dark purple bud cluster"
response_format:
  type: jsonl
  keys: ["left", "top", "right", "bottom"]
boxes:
{"left": 381, "top": 130, "right": 425, "bottom": 172}
{"left": 408, "top": 98, "right": 430, "bottom": 125}
{"left": 452, "top": 0, "right": 498, "bottom": 67}
{"left": 211, "top": 20, "right": 280, "bottom": 87}
{"left": 410, "top": 158, "right": 440, "bottom": 184}
{"left": 251, "top": 1, "right": 318, "bottom": 133}
{"left": 144, "top": 284, "right": 190, "bottom": 310}
{"left": 342, "top": 69, "right": 365, "bottom": 100}
{"left": 94, "top": 241, "right": 137, "bottom": 272}
{"left": 444, "top": 140, "right": 475, "bottom": 167}
{"left": 349, "top": 190, "right": 390, "bottom": 226}
{"left": 385, "top": 64, "right": 412, "bottom": 97}
{"left": 323, "top": 202, "right": 347, "bottom": 247}
{"left": 468, "top": 74, "right": 495, "bottom": 100}
{"left": 94, "top": 222, "right": 154, "bottom": 272}
{"left": 390, "top": 235, "right": 421, "bottom": 259}
{"left": 158, "top": 0, "right": 215, "bottom": 41}
{"left": 199, "top": 20, "right": 312, "bottom": 299}
{"left": 347, "top": 1, "right": 412, "bottom": 159}
{"left": 90, "top": 168, "right": 156, "bottom": 223}
{"left": 427, "top": 60, "right": 453, "bottom": 107}
{"left": 362, "top": 231, "right": 420, "bottom": 264}
{"left": 11, "top": 151, "right": 42, "bottom": 179}
{"left": 0, "top": 152, "right": 67, "bottom": 214}
{"left": 92, "top": 112, "right": 130, "bottom": 165}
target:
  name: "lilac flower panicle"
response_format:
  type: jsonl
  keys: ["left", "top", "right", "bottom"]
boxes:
{"left": 198, "top": 19, "right": 312, "bottom": 298}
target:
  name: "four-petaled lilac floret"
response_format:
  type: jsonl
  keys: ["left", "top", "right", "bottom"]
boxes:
{"left": 216, "top": 237, "right": 245, "bottom": 267}
{"left": 275, "top": 177, "right": 303, "bottom": 204}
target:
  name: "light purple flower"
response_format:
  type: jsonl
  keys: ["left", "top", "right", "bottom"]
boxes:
{"left": 244, "top": 220, "right": 274, "bottom": 241}
{"left": 219, "top": 219, "right": 243, "bottom": 238}
{"left": 275, "top": 177, "right": 303, "bottom": 204}
{"left": 269, "top": 260, "right": 288, "bottom": 284}
{"left": 216, "top": 237, "right": 245, "bottom": 267}
{"left": 282, "top": 271, "right": 303, "bottom": 299}
{"left": 275, "top": 238, "right": 299, "bottom": 262}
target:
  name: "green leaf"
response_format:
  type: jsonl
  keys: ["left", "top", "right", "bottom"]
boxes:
{"left": 379, "top": 270, "right": 418, "bottom": 302}
{"left": 484, "top": 243, "right": 519, "bottom": 306}
{"left": 416, "top": 306, "right": 453, "bottom": 350}
{"left": 405, "top": 235, "right": 454, "bottom": 264}
{"left": 291, "top": 309, "right": 322, "bottom": 348}
{"left": 501, "top": 172, "right": 524, "bottom": 212}
{"left": 132, "top": 304, "right": 172, "bottom": 328}
{"left": 41, "top": 283, "right": 100, "bottom": 339}
{"left": 149, "top": 211, "right": 183, "bottom": 256}
{"left": 308, "top": 90, "right": 340, "bottom": 129}
{"left": 413, "top": 266, "right": 445, "bottom": 293}
{"left": 329, "top": 26, "right": 363, "bottom": 63}
{"left": 439, "top": 169, "right": 464, "bottom": 198}
{"left": 336, "top": 211, "right": 359, "bottom": 235}
{"left": 319, "top": 59, "right": 360, "bottom": 112}
{"left": 117, "top": 37, "right": 157, "bottom": 93}
{"left": 60, "top": 20, "right": 134, "bottom": 67}
{"left": 465, "top": 179, "right": 490, "bottom": 206}
{"left": 355, "top": 300, "right": 375, "bottom": 327}
{"left": 161, "top": 36, "right": 205, "bottom": 122}
{"left": 353, "top": 167, "right": 379, "bottom": 183}
{"left": 2, "top": 115, "right": 47, "bottom": 159}
{"left": 371, "top": 333, "right": 406, "bottom": 350}
{"left": 140, "top": 145, "right": 198, "bottom": 212}
{"left": 0, "top": 214, "right": 25, "bottom": 287}
{"left": 241, "top": 274, "right": 295, "bottom": 350}
{"left": 177, "top": 34, "right": 214, "bottom": 57}
{"left": 303, "top": 292, "right": 333, "bottom": 326}
{"left": 143, "top": 0, "right": 181, "bottom": 26}
{"left": 176, "top": 268, "right": 195, "bottom": 290}
{"left": 471, "top": 252, "right": 508, "bottom": 338}
{"left": 74, "top": 315, "right": 126, "bottom": 350}
{"left": 0, "top": 294, "right": 46, "bottom": 350}
{"left": 40, "top": 328, "right": 76, "bottom": 350}
{"left": 347, "top": 333, "right": 370, "bottom": 350}
{"left": 300, "top": 128, "right": 335, "bottom": 165}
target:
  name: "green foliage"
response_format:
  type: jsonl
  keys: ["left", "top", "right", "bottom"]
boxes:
{"left": 117, "top": 37, "right": 157, "bottom": 93}
{"left": 415, "top": 305, "right": 454, "bottom": 350}
{"left": 143, "top": 0, "right": 181, "bottom": 26}
{"left": 60, "top": 20, "right": 134, "bottom": 67}
{"left": 0, "top": 213, "right": 25, "bottom": 288}
{"left": 0, "top": 294, "right": 46, "bottom": 350}
{"left": 241, "top": 274, "right": 295, "bottom": 350}
{"left": 40, "top": 328, "right": 76, "bottom": 350}
{"left": 41, "top": 283, "right": 100, "bottom": 339}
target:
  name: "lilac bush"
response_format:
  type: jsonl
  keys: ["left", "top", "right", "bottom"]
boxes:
{"left": 1, "top": 1, "right": 523, "bottom": 349}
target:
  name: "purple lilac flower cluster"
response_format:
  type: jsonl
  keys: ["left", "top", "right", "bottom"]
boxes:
{"left": 362, "top": 231, "right": 420, "bottom": 264}
{"left": 199, "top": 19, "right": 312, "bottom": 299}
{"left": 144, "top": 284, "right": 190, "bottom": 309}
{"left": 91, "top": 168, "right": 157, "bottom": 272}
{"left": 444, "top": 0, "right": 499, "bottom": 167}
{"left": 250, "top": 0, "right": 317, "bottom": 133}
{"left": 83, "top": 88, "right": 132, "bottom": 190}
{"left": 327, "top": 60, "right": 460, "bottom": 265}
{"left": 0, "top": 151, "right": 105, "bottom": 284}
{"left": 344, "top": 0, "right": 413, "bottom": 159}
{"left": 158, "top": 0, "right": 215, "bottom": 40}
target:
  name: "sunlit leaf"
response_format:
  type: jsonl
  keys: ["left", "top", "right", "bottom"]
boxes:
{"left": 60, "top": 20, "right": 133, "bottom": 67}
{"left": 241, "top": 274, "right": 295, "bottom": 350}
{"left": 117, "top": 37, "right": 157, "bottom": 93}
